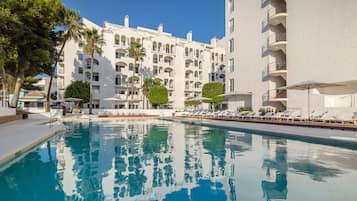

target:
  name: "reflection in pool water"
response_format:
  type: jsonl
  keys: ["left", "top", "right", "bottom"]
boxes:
{"left": 1, "top": 119, "right": 357, "bottom": 201}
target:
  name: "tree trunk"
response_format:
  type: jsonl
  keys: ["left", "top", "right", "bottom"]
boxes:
{"left": 89, "top": 53, "right": 94, "bottom": 114}
{"left": 45, "top": 41, "right": 66, "bottom": 112}
{"left": 131, "top": 59, "right": 136, "bottom": 100}
{"left": 0, "top": 64, "right": 8, "bottom": 107}
{"left": 10, "top": 68, "right": 23, "bottom": 108}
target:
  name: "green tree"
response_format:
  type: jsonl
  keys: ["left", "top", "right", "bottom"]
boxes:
{"left": 142, "top": 78, "right": 160, "bottom": 109}
{"left": 64, "top": 81, "right": 90, "bottom": 103}
{"left": 82, "top": 28, "right": 105, "bottom": 114}
{"left": 46, "top": 8, "right": 83, "bottom": 112}
{"left": 22, "top": 76, "right": 40, "bottom": 91}
{"left": 128, "top": 41, "right": 146, "bottom": 100}
{"left": 149, "top": 85, "right": 168, "bottom": 109}
{"left": 202, "top": 82, "right": 224, "bottom": 112}
{"left": 0, "top": 0, "right": 65, "bottom": 108}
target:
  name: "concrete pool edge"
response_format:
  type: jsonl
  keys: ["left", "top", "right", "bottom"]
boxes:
{"left": 162, "top": 117, "right": 357, "bottom": 149}
{"left": 0, "top": 121, "right": 67, "bottom": 169}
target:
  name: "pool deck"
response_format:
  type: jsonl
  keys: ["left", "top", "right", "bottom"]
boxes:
{"left": 0, "top": 117, "right": 66, "bottom": 167}
{"left": 163, "top": 117, "right": 357, "bottom": 148}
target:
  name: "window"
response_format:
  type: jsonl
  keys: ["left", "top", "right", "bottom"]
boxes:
{"left": 229, "top": 0, "right": 234, "bottom": 13}
{"left": 185, "top": 48, "right": 189, "bottom": 56}
{"left": 229, "top": 18, "right": 234, "bottom": 33}
{"left": 229, "top": 58, "right": 234, "bottom": 72}
{"left": 116, "top": 76, "right": 122, "bottom": 85}
{"left": 116, "top": 51, "right": 125, "bottom": 59}
{"left": 78, "top": 53, "right": 83, "bottom": 61}
{"left": 229, "top": 79, "right": 234, "bottom": 92}
{"left": 229, "top": 38, "right": 234, "bottom": 53}
{"left": 93, "top": 72, "right": 99, "bottom": 82}
{"left": 93, "top": 86, "right": 100, "bottom": 94}
{"left": 78, "top": 67, "right": 83, "bottom": 74}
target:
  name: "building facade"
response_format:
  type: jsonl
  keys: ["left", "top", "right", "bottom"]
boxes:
{"left": 225, "top": 0, "right": 357, "bottom": 116}
{"left": 57, "top": 17, "right": 225, "bottom": 110}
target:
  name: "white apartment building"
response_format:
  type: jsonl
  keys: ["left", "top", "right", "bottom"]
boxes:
{"left": 57, "top": 16, "right": 225, "bottom": 110}
{"left": 225, "top": 0, "right": 357, "bottom": 116}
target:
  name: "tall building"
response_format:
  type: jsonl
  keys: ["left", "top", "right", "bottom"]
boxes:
{"left": 225, "top": 0, "right": 357, "bottom": 116}
{"left": 57, "top": 16, "right": 225, "bottom": 110}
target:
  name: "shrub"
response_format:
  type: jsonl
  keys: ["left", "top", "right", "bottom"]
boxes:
{"left": 239, "top": 107, "right": 252, "bottom": 112}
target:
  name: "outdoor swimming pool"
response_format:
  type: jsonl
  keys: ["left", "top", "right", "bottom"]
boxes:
{"left": 1, "top": 119, "right": 357, "bottom": 201}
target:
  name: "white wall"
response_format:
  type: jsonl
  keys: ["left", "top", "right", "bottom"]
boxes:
{"left": 287, "top": 0, "right": 357, "bottom": 116}
{"left": 225, "top": 0, "right": 270, "bottom": 111}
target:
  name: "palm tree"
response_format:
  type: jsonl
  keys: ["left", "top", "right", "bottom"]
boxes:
{"left": 128, "top": 41, "right": 145, "bottom": 103}
{"left": 142, "top": 78, "right": 160, "bottom": 109}
{"left": 46, "top": 9, "right": 82, "bottom": 112}
{"left": 83, "top": 28, "right": 105, "bottom": 114}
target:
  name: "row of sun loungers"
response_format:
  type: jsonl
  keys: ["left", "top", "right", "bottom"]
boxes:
{"left": 183, "top": 110, "right": 357, "bottom": 126}
{"left": 97, "top": 111, "right": 157, "bottom": 117}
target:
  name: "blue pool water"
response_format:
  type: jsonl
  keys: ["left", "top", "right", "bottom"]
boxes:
{"left": 1, "top": 120, "right": 357, "bottom": 201}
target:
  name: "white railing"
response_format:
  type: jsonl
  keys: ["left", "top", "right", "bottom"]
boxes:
{"left": 268, "top": 32, "right": 287, "bottom": 44}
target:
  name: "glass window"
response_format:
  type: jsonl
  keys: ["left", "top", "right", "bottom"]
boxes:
{"left": 229, "top": 18, "right": 234, "bottom": 33}
{"left": 229, "top": 58, "right": 234, "bottom": 72}
{"left": 229, "top": 38, "right": 234, "bottom": 53}
{"left": 229, "top": 79, "right": 234, "bottom": 92}
{"left": 78, "top": 67, "right": 83, "bottom": 74}
{"left": 229, "top": 0, "right": 234, "bottom": 13}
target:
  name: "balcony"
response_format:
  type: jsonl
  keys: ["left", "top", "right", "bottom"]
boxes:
{"left": 269, "top": 88, "right": 287, "bottom": 102}
{"left": 268, "top": 7, "right": 287, "bottom": 27}
{"left": 268, "top": 33, "right": 287, "bottom": 53}
{"left": 268, "top": 62, "right": 287, "bottom": 79}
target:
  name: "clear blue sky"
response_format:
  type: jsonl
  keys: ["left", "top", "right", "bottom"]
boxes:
{"left": 61, "top": 0, "right": 225, "bottom": 43}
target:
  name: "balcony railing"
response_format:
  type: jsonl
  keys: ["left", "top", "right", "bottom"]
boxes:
{"left": 269, "top": 89, "right": 287, "bottom": 100}
{"left": 269, "top": 33, "right": 287, "bottom": 43}
{"left": 268, "top": 62, "right": 287, "bottom": 71}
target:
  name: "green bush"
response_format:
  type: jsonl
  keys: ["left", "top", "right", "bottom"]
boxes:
{"left": 239, "top": 107, "right": 252, "bottom": 112}
{"left": 64, "top": 81, "right": 90, "bottom": 103}
{"left": 149, "top": 85, "right": 168, "bottom": 107}
{"left": 202, "top": 82, "right": 224, "bottom": 104}
{"left": 258, "top": 108, "right": 267, "bottom": 116}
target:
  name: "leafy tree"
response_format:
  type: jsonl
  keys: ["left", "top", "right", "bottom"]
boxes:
{"left": 202, "top": 82, "right": 224, "bottom": 111}
{"left": 22, "top": 76, "right": 40, "bottom": 91}
{"left": 64, "top": 81, "right": 89, "bottom": 103}
{"left": 83, "top": 28, "right": 105, "bottom": 114}
{"left": 149, "top": 85, "right": 168, "bottom": 108}
{"left": 128, "top": 41, "right": 145, "bottom": 100}
{"left": 0, "top": 0, "right": 65, "bottom": 108}
{"left": 142, "top": 78, "right": 160, "bottom": 109}
{"left": 46, "top": 8, "right": 83, "bottom": 112}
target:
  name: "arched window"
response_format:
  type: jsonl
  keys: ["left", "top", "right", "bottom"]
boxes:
{"left": 158, "top": 42, "right": 162, "bottom": 51}
{"left": 165, "top": 44, "right": 170, "bottom": 53}
{"left": 153, "top": 54, "right": 158, "bottom": 64}
{"left": 194, "top": 71, "right": 198, "bottom": 77}
{"left": 170, "top": 45, "right": 174, "bottom": 54}
{"left": 115, "top": 34, "right": 120, "bottom": 45}
{"left": 121, "top": 36, "right": 126, "bottom": 46}
{"left": 153, "top": 42, "right": 157, "bottom": 51}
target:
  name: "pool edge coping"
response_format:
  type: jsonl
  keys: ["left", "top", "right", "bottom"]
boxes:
{"left": 0, "top": 125, "right": 67, "bottom": 169}
{"left": 163, "top": 117, "right": 357, "bottom": 150}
